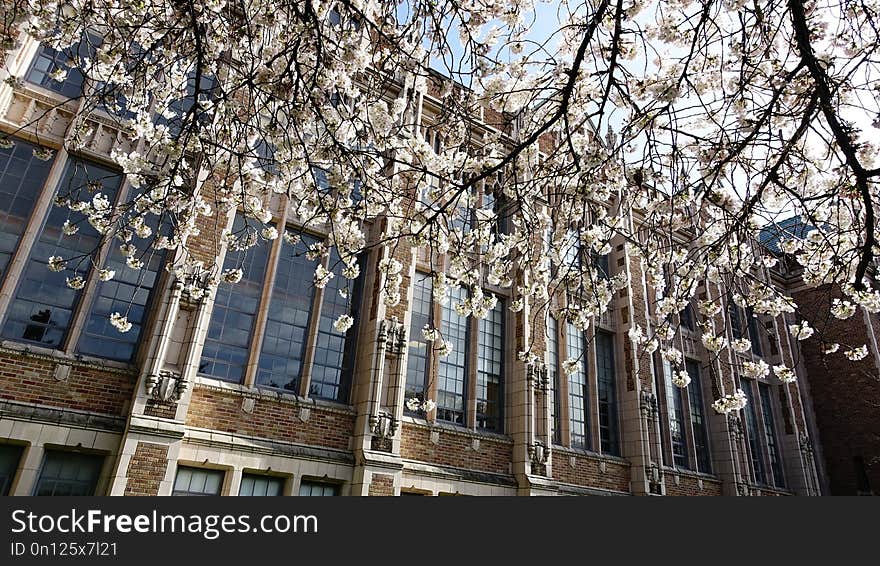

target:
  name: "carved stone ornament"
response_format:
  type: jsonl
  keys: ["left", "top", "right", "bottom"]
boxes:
{"left": 727, "top": 414, "right": 744, "bottom": 441}
{"left": 640, "top": 390, "right": 658, "bottom": 420}
{"left": 369, "top": 411, "right": 399, "bottom": 452}
{"left": 144, "top": 369, "right": 187, "bottom": 402}
{"left": 173, "top": 264, "right": 211, "bottom": 311}
{"left": 527, "top": 362, "right": 548, "bottom": 393}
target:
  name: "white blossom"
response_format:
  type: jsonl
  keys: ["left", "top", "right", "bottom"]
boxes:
{"left": 333, "top": 314, "right": 354, "bottom": 333}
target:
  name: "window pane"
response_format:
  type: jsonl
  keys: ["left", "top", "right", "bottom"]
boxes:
{"left": 741, "top": 381, "right": 766, "bottom": 484}
{"left": 0, "top": 139, "right": 53, "bottom": 283}
{"left": 298, "top": 481, "right": 338, "bottom": 496}
{"left": 309, "top": 250, "right": 361, "bottom": 402}
{"left": 596, "top": 332, "right": 618, "bottom": 455}
{"left": 34, "top": 451, "right": 103, "bottom": 496}
{"left": 436, "top": 285, "right": 468, "bottom": 425}
{"left": 476, "top": 298, "right": 504, "bottom": 432}
{"left": 199, "top": 215, "right": 271, "bottom": 382}
{"left": 25, "top": 38, "right": 95, "bottom": 98}
{"left": 746, "top": 307, "right": 763, "bottom": 357}
{"left": 661, "top": 359, "right": 688, "bottom": 468}
{"left": 239, "top": 474, "right": 284, "bottom": 496}
{"left": 2, "top": 158, "right": 123, "bottom": 349}
{"left": 405, "top": 272, "right": 433, "bottom": 414}
{"left": 686, "top": 360, "right": 711, "bottom": 473}
{"left": 172, "top": 466, "right": 224, "bottom": 496}
{"left": 255, "top": 233, "right": 316, "bottom": 392}
{"left": 78, "top": 198, "right": 171, "bottom": 361}
{"left": 566, "top": 323, "right": 589, "bottom": 449}
{"left": 759, "top": 383, "right": 785, "bottom": 487}
{"left": 547, "top": 316, "right": 560, "bottom": 443}
{"left": 0, "top": 444, "right": 23, "bottom": 496}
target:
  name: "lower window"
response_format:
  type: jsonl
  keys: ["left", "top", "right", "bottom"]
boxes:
{"left": 172, "top": 466, "right": 224, "bottom": 496}
{"left": 33, "top": 450, "right": 103, "bottom": 496}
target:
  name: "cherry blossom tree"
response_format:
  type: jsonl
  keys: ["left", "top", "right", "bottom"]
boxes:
{"left": 1, "top": 0, "right": 878, "bottom": 413}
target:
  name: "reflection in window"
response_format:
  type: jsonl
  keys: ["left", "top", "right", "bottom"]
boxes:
{"left": 746, "top": 307, "right": 763, "bottom": 357}
{"left": 566, "top": 323, "right": 589, "bottom": 449}
{"left": 437, "top": 285, "right": 468, "bottom": 425}
{"left": 741, "top": 381, "right": 766, "bottom": 484}
{"left": 596, "top": 331, "right": 618, "bottom": 455}
{"left": 405, "top": 273, "right": 432, "bottom": 413}
{"left": 256, "top": 234, "right": 316, "bottom": 392}
{"left": 33, "top": 451, "right": 103, "bottom": 496}
{"left": 0, "top": 444, "right": 23, "bottom": 496}
{"left": 298, "top": 481, "right": 338, "bottom": 496}
{"left": 157, "top": 73, "right": 218, "bottom": 138}
{"left": 3, "top": 159, "right": 122, "bottom": 349}
{"left": 239, "top": 474, "right": 284, "bottom": 496}
{"left": 172, "top": 466, "right": 223, "bottom": 496}
{"left": 662, "top": 359, "right": 688, "bottom": 467}
{"left": 199, "top": 215, "right": 270, "bottom": 382}
{"left": 476, "top": 298, "right": 503, "bottom": 431}
{"left": 759, "top": 383, "right": 784, "bottom": 487}
{"left": 26, "top": 38, "right": 96, "bottom": 98}
{"left": 0, "top": 139, "right": 53, "bottom": 282}
{"left": 686, "top": 360, "right": 711, "bottom": 473}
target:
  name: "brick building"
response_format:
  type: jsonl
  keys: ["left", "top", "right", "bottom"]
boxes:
{"left": 0, "top": 33, "right": 835, "bottom": 497}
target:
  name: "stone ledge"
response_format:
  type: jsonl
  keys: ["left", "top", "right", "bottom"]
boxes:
{"left": 0, "top": 399, "right": 126, "bottom": 432}
{"left": 0, "top": 341, "right": 135, "bottom": 375}
{"left": 193, "top": 376, "right": 356, "bottom": 417}
{"left": 183, "top": 425, "right": 355, "bottom": 465}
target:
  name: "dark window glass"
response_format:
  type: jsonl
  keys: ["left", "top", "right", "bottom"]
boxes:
{"left": 476, "top": 298, "right": 504, "bottom": 432}
{"left": 0, "top": 444, "right": 23, "bottom": 496}
{"left": 157, "top": 73, "right": 218, "bottom": 138}
{"left": 25, "top": 37, "right": 96, "bottom": 98}
{"left": 759, "top": 383, "right": 784, "bottom": 487}
{"left": 746, "top": 307, "right": 763, "bottom": 357}
{"left": 686, "top": 360, "right": 711, "bottom": 473}
{"left": 662, "top": 359, "right": 688, "bottom": 468}
{"left": 298, "top": 481, "right": 338, "bottom": 496}
{"left": 741, "top": 381, "right": 766, "bottom": 484}
{"left": 255, "top": 233, "right": 315, "bottom": 392}
{"left": 566, "top": 323, "right": 589, "bottom": 449}
{"left": 436, "top": 285, "right": 468, "bottom": 425}
{"left": 309, "top": 251, "right": 361, "bottom": 402}
{"left": 34, "top": 451, "right": 103, "bottom": 496}
{"left": 405, "top": 273, "right": 432, "bottom": 413}
{"left": 239, "top": 474, "right": 283, "bottom": 496}
{"left": 729, "top": 301, "right": 744, "bottom": 339}
{"left": 596, "top": 332, "right": 618, "bottom": 455}
{"left": 680, "top": 303, "right": 696, "bottom": 331}
{"left": 199, "top": 215, "right": 270, "bottom": 382}
{"left": 172, "top": 466, "right": 223, "bottom": 496}
{"left": 547, "top": 316, "right": 560, "bottom": 443}
{"left": 2, "top": 159, "right": 122, "bottom": 349}
{"left": 78, "top": 205, "right": 170, "bottom": 361}
{"left": 592, "top": 252, "right": 610, "bottom": 280}
{"left": 0, "top": 139, "right": 53, "bottom": 283}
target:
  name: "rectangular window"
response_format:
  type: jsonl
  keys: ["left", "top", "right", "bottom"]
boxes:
{"left": 26, "top": 38, "right": 95, "bottom": 98}
{"left": 547, "top": 316, "right": 560, "bottom": 443}
{"left": 595, "top": 331, "right": 618, "bottom": 455}
{"left": 436, "top": 285, "right": 469, "bottom": 425}
{"left": 405, "top": 273, "right": 433, "bottom": 413}
{"left": 172, "top": 466, "right": 224, "bottom": 496}
{"left": 662, "top": 359, "right": 688, "bottom": 468}
{"left": 199, "top": 216, "right": 271, "bottom": 382}
{"left": 476, "top": 298, "right": 504, "bottom": 432}
{"left": 0, "top": 444, "right": 23, "bottom": 496}
{"left": 298, "top": 481, "right": 339, "bottom": 496}
{"left": 3, "top": 159, "right": 123, "bottom": 349}
{"left": 566, "top": 323, "right": 589, "bottom": 449}
{"left": 255, "top": 233, "right": 317, "bottom": 391}
{"left": 0, "top": 139, "right": 53, "bottom": 283}
{"left": 239, "top": 474, "right": 284, "bottom": 496}
{"left": 686, "top": 360, "right": 711, "bottom": 473}
{"left": 741, "top": 381, "right": 766, "bottom": 484}
{"left": 309, "top": 251, "right": 361, "bottom": 402}
{"left": 729, "top": 301, "right": 744, "bottom": 340}
{"left": 34, "top": 451, "right": 103, "bottom": 496}
{"left": 746, "top": 307, "right": 763, "bottom": 357}
{"left": 759, "top": 383, "right": 784, "bottom": 487}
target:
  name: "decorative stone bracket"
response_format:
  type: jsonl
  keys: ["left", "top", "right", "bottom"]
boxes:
{"left": 640, "top": 390, "right": 658, "bottom": 421}
{"left": 727, "top": 414, "right": 744, "bottom": 442}
{"left": 527, "top": 362, "right": 548, "bottom": 393}
{"left": 369, "top": 411, "right": 399, "bottom": 452}
{"left": 379, "top": 317, "right": 407, "bottom": 357}
{"left": 144, "top": 369, "right": 188, "bottom": 403}
{"left": 528, "top": 440, "right": 551, "bottom": 476}
{"left": 646, "top": 462, "right": 664, "bottom": 494}
{"left": 173, "top": 265, "right": 213, "bottom": 311}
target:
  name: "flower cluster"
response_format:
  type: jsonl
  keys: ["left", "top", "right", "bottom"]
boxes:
{"left": 711, "top": 389, "right": 748, "bottom": 414}
{"left": 405, "top": 397, "right": 437, "bottom": 413}
{"left": 773, "top": 365, "right": 797, "bottom": 384}
{"left": 671, "top": 370, "right": 691, "bottom": 388}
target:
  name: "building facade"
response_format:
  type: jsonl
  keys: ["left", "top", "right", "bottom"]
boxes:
{"left": 0, "top": 33, "right": 835, "bottom": 496}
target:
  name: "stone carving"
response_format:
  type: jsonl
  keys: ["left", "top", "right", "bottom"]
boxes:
{"left": 144, "top": 369, "right": 187, "bottom": 402}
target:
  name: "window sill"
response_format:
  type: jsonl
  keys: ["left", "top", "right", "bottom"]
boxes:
{"left": 0, "top": 340, "right": 135, "bottom": 373}
{"left": 400, "top": 416, "right": 512, "bottom": 443}
{"left": 661, "top": 465, "right": 719, "bottom": 482}
{"left": 550, "top": 444, "right": 630, "bottom": 465}
{"left": 192, "top": 375, "right": 355, "bottom": 414}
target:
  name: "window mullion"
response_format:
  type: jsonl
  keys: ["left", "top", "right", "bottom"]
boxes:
{"left": 558, "top": 321, "right": 571, "bottom": 447}
{"left": 243, "top": 201, "right": 288, "bottom": 388}
{"left": 587, "top": 324, "right": 601, "bottom": 452}
{"left": 467, "top": 309, "right": 478, "bottom": 431}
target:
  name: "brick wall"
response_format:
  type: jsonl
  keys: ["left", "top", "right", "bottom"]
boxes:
{"left": 368, "top": 473, "right": 395, "bottom": 496}
{"left": 551, "top": 449, "right": 631, "bottom": 493}
{"left": 144, "top": 399, "right": 177, "bottom": 420}
{"left": 0, "top": 351, "right": 134, "bottom": 416}
{"left": 124, "top": 442, "right": 169, "bottom": 496}
{"left": 792, "top": 285, "right": 880, "bottom": 494}
{"left": 186, "top": 386, "right": 355, "bottom": 451}
{"left": 400, "top": 423, "right": 513, "bottom": 476}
